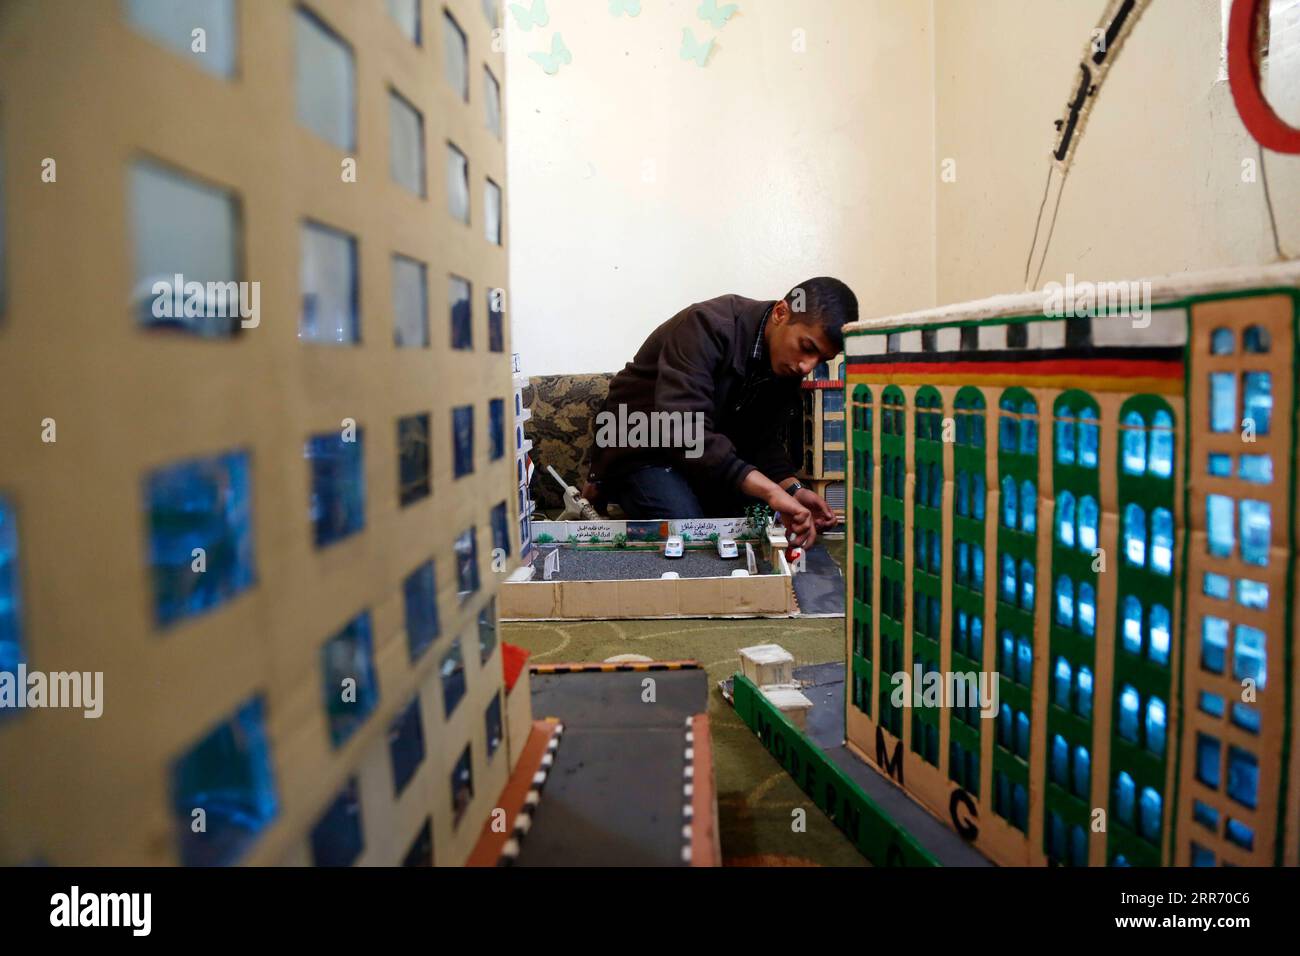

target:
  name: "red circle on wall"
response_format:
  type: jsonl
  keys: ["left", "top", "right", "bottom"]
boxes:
{"left": 1228, "top": 0, "right": 1300, "bottom": 153}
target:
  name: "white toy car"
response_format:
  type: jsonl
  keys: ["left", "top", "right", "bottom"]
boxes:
{"left": 664, "top": 535, "right": 684, "bottom": 558}
{"left": 717, "top": 537, "right": 738, "bottom": 559}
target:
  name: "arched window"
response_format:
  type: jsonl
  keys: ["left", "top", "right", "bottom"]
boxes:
{"left": 1211, "top": 327, "right": 1234, "bottom": 355}
{"left": 1151, "top": 508, "right": 1173, "bottom": 575}
{"left": 1124, "top": 504, "right": 1146, "bottom": 567}
{"left": 999, "top": 396, "right": 1018, "bottom": 452}
{"left": 1078, "top": 496, "right": 1099, "bottom": 552}
{"left": 1122, "top": 410, "right": 1146, "bottom": 475}
{"left": 1019, "top": 560, "right": 1035, "bottom": 610}
{"left": 1015, "top": 710, "right": 1030, "bottom": 758}
{"left": 1149, "top": 410, "right": 1174, "bottom": 478}
{"left": 1243, "top": 325, "right": 1270, "bottom": 353}
{"left": 1139, "top": 788, "right": 1162, "bottom": 842}
{"left": 1056, "top": 406, "right": 1076, "bottom": 465}
{"left": 1146, "top": 698, "right": 1167, "bottom": 756}
{"left": 1118, "top": 685, "right": 1140, "bottom": 742}
{"left": 998, "top": 703, "right": 1012, "bottom": 748}
{"left": 1000, "top": 630, "right": 1015, "bottom": 674}
{"left": 1055, "top": 575, "right": 1074, "bottom": 628}
{"left": 1149, "top": 604, "right": 1171, "bottom": 666}
{"left": 973, "top": 547, "right": 985, "bottom": 589}
{"left": 972, "top": 473, "right": 986, "bottom": 520}
{"left": 1020, "top": 400, "right": 1038, "bottom": 454}
{"left": 956, "top": 471, "right": 969, "bottom": 517}
{"left": 1122, "top": 596, "right": 1142, "bottom": 654}
{"left": 1069, "top": 825, "right": 1088, "bottom": 866}
{"left": 1020, "top": 480, "right": 1036, "bottom": 533}
{"left": 1077, "top": 581, "right": 1096, "bottom": 637}
{"left": 1115, "top": 772, "right": 1136, "bottom": 825}
{"left": 970, "top": 616, "right": 983, "bottom": 659}
{"left": 1001, "top": 476, "right": 1017, "bottom": 529}
{"left": 1054, "top": 657, "right": 1072, "bottom": 707}
{"left": 1057, "top": 492, "right": 1076, "bottom": 547}
{"left": 1078, "top": 408, "right": 1099, "bottom": 468}
{"left": 1051, "top": 734, "right": 1069, "bottom": 785}
{"left": 1001, "top": 554, "right": 1017, "bottom": 603}
{"left": 1076, "top": 667, "right": 1093, "bottom": 719}
{"left": 1072, "top": 746, "right": 1091, "bottom": 798}
{"left": 1015, "top": 636, "right": 1032, "bottom": 685}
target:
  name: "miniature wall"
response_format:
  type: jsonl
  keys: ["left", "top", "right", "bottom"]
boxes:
{"left": 0, "top": 0, "right": 519, "bottom": 866}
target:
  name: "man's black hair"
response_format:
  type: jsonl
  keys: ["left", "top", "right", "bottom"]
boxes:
{"left": 783, "top": 276, "right": 858, "bottom": 353}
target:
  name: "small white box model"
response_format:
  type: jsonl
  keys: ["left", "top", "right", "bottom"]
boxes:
{"left": 664, "top": 535, "right": 684, "bottom": 558}
{"left": 761, "top": 685, "right": 814, "bottom": 729}
{"left": 730, "top": 568, "right": 749, "bottom": 577}
{"left": 717, "top": 537, "right": 738, "bottom": 559}
{"left": 738, "top": 643, "right": 795, "bottom": 687}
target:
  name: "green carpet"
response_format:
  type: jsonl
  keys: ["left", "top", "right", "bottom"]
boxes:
{"left": 500, "top": 536, "right": 866, "bottom": 867}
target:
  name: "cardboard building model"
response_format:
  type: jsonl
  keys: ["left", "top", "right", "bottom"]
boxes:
{"left": 0, "top": 0, "right": 527, "bottom": 866}
{"left": 842, "top": 263, "right": 1300, "bottom": 867}
{"left": 800, "top": 355, "right": 848, "bottom": 520}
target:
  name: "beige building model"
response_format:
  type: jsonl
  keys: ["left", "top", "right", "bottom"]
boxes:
{"left": 843, "top": 264, "right": 1300, "bottom": 867}
{"left": 0, "top": 0, "right": 525, "bottom": 866}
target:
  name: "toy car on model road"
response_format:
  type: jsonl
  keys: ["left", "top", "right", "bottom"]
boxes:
{"left": 664, "top": 535, "right": 684, "bottom": 558}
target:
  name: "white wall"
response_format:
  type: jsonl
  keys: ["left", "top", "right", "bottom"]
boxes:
{"left": 505, "top": 0, "right": 936, "bottom": 375}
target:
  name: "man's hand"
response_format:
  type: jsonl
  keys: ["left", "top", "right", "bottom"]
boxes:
{"left": 795, "top": 487, "right": 837, "bottom": 530}
{"left": 767, "top": 488, "right": 816, "bottom": 549}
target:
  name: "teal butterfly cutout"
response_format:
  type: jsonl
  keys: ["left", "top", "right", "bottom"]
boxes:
{"left": 697, "top": 0, "right": 737, "bottom": 29}
{"left": 609, "top": 0, "right": 641, "bottom": 16}
{"left": 529, "top": 32, "right": 572, "bottom": 75}
{"left": 510, "top": 0, "right": 549, "bottom": 31}
{"left": 680, "top": 27, "right": 713, "bottom": 67}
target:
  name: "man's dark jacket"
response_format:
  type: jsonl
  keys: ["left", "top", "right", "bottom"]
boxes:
{"left": 589, "top": 295, "right": 801, "bottom": 493}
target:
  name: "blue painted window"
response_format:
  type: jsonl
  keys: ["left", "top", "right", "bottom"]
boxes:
{"left": 1150, "top": 410, "right": 1174, "bottom": 477}
{"left": 1019, "top": 480, "right": 1035, "bottom": 533}
{"left": 1198, "top": 691, "right": 1225, "bottom": 718}
{"left": 488, "top": 398, "right": 506, "bottom": 461}
{"left": 1196, "top": 733, "right": 1221, "bottom": 788}
{"left": 1072, "top": 746, "right": 1090, "bottom": 798}
{"left": 1208, "top": 452, "right": 1232, "bottom": 476}
{"left": 1233, "top": 624, "right": 1267, "bottom": 689}
{"left": 300, "top": 221, "right": 359, "bottom": 344}
{"left": 1243, "top": 324, "right": 1271, "bottom": 353}
{"left": 488, "top": 288, "right": 505, "bottom": 352}
{"left": 1076, "top": 581, "right": 1095, "bottom": 637}
{"left": 1048, "top": 811, "right": 1065, "bottom": 862}
{"left": 1053, "top": 657, "right": 1071, "bottom": 708}
{"left": 1000, "top": 554, "right": 1016, "bottom": 603}
{"left": 311, "top": 777, "right": 364, "bottom": 866}
{"left": 1190, "top": 843, "right": 1215, "bottom": 866}
{"left": 485, "top": 693, "right": 503, "bottom": 759}
{"left": 1148, "top": 605, "right": 1170, "bottom": 666}
{"left": 403, "top": 560, "right": 439, "bottom": 662}
{"left": 1121, "top": 410, "right": 1146, "bottom": 474}
{"left": 1138, "top": 788, "right": 1162, "bottom": 842}
{"left": 1020, "top": 401, "right": 1037, "bottom": 454}
{"left": 1114, "top": 771, "right": 1135, "bottom": 825}
{"left": 1078, "top": 408, "right": 1098, "bottom": 468}
{"left": 127, "top": 0, "right": 237, "bottom": 76}
{"left": 1239, "top": 499, "right": 1270, "bottom": 566}
{"left": 1231, "top": 702, "right": 1261, "bottom": 735}
{"left": 1121, "top": 595, "right": 1142, "bottom": 654}
{"left": 1015, "top": 636, "right": 1032, "bottom": 686}
{"left": 1151, "top": 508, "right": 1173, "bottom": 575}
{"left": 321, "top": 611, "right": 379, "bottom": 747}
{"left": 1210, "top": 327, "right": 1234, "bottom": 354}
{"left": 1242, "top": 371, "right": 1271, "bottom": 435}
{"left": 451, "top": 744, "right": 474, "bottom": 826}
{"left": 1209, "top": 372, "right": 1236, "bottom": 433}
{"left": 491, "top": 502, "right": 510, "bottom": 559}
{"left": 1202, "top": 616, "right": 1228, "bottom": 673}
{"left": 1055, "top": 412, "right": 1074, "bottom": 465}
{"left": 1075, "top": 667, "right": 1093, "bottom": 719}
{"left": 389, "top": 89, "right": 425, "bottom": 196}
{"left": 450, "top": 275, "right": 472, "bottom": 349}
{"left": 440, "top": 637, "right": 466, "bottom": 717}
{"left": 130, "top": 159, "right": 243, "bottom": 337}
{"left": 397, "top": 414, "right": 431, "bottom": 506}
{"left": 170, "top": 695, "right": 278, "bottom": 866}
{"left": 146, "top": 450, "right": 256, "bottom": 627}
{"left": 1192, "top": 799, "right": 1219, "bottom": 831}
{"left": 1203, "top": 571, "right": 1230, "bottom": 600}
{"left": 972, "top": 473, "right": 986, "bottom": 520}
{"left": 1051, "top": 734, "right": 1068, "bottom": 785}
{"left": 1146, "top": 698, "right": 1167, "bottom": 757}
{"left": 1227, "top": 746, "right": 1258, "bottom": 809}
{"left": 1057, "top": 492, "right": 1075, "bottom": 547}
{"left": 1015, "top": 710, "right": 1030, "bottom": 759}
{"left": 1207, "top": 494, "right": 1234, "bottom": 558}
{"left": 1019, "top": 560, "right": 1034, "bottom": 610}
{"left": 389, "top": 697, "right": 425, "bottom": 796}
{"left": 1123, "top": 504, "right": 1145, "bottom": 566}
{"left": 392, "top": 254, "right": 428, "bottom": 347}
{"left": 1055, "top": 575, "right": 1073, "bottom": 628}
{"left": 1118, "top": 685, "right": 1139, "bottom": 742}
{"left": 1076, "top": 495, "right": 1098, "bottom": 552}
{"left": 1225, "top": 818, "right": 1254, "bottom": 851}
{"left": 452, "top": 405, "right": 474, "bottom": 477}
{"left": 478, "top": 597, "right": 497, "bottom": 664}
{"left": 455, "top": 526, "right": 480, "bottom": 601}
{"left": 972, "top": 546, "right": 984, "bottom": 589}
{"left": 1000, "top": 476, "right": 1016, "bottom": 528}
{"left": 296, "top": 9, "right": 355, "bottom": 149}
{"left": 1239, "top": 454, "right": 1272, "bottom": 484}
{"left": 0, "top": 497, "right": 22, "bottom": 675}
{"left": 306, "top": 428, "right": 365, "bottom": 546}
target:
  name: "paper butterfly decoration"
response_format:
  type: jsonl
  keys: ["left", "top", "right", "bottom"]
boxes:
{"left": 697, "top": 0, "right": 737, "bottom": 30}
{"left": 510, "top": 0, "right": 549, "bottom": 31}
{"left": 680, "top": 27, "right": 713, "bottom": 67}
{"left": 608, "top": 0, "right": 641, "bottom": 16}
{"left": 529, "top": 32, "right": 572, "bottom": 75}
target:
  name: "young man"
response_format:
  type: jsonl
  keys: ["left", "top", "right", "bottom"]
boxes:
{"left": 585, "top": 277, "right": 856, "bottom": 550}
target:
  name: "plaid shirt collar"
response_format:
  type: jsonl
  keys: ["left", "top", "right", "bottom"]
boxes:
{"left": 751, "top": 304, "right": 773, "bottom": 361}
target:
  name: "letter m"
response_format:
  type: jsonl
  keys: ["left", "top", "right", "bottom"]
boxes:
{"left": 875, "top": 726, "right": 904, "bottom": 785}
